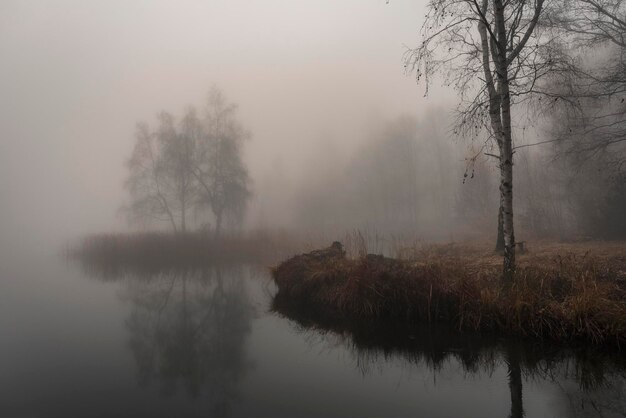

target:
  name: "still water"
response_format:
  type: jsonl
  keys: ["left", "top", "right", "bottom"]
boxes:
{"left": 1, "top": 251, "right": 624, "bottom": 417}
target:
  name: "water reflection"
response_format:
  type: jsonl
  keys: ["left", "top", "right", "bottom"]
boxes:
{"left": 72, "top": 252, "right": 625, "bottom": 417}
{"left": 504, "top": 344, "right": 523, "bottom": 418}
{"left": 272, "top": 295, "right": 626, "bottom": 418}
{"left": 82, "top": 261, "right": 254, "bottom": 416}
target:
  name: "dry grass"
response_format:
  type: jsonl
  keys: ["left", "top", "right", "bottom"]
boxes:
{"left": 69, "top": 230, "right": 302, "bottom": 279}
{"left": 272, "top": 241, "right": 626, "bottom": 347}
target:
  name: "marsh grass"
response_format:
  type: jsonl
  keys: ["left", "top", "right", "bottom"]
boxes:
{"left": 69, "top": 228, "right": 428, "bottom": 278}
{"left": 272, "top": 241, "right": 626, "bottom": 346}
{"left": 68, "top": 230, "right": 303, "bottom": 279}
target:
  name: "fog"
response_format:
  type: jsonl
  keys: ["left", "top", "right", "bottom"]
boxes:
{"left": 1, "top": 0, "right": 624, "bottom": 258}
{"left": 0, "top": 0, "right": 456, "bottom": 253}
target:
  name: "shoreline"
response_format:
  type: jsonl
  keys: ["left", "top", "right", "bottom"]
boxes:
{"left": 271, "top": 242, "right": 626, "bottom": 347}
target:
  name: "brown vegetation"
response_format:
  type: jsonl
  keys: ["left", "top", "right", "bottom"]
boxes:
{"left": 69, "top": 230, "right": 300, "bottom": 279}
{"left": 272, "top": 241, "right": 626, "bottom": 347}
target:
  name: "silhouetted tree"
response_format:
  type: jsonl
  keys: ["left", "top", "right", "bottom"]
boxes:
{"left": 157, "top": 112, "right": 197, "bottom": 233}
{"left": 125, "top": 113, "right": 197, "bottom": 233}
{"left": 193, "top": 87, "right": 251, "bottom": 236}
{"left": 124, "top": 87, "right": 250, "bottom": 234}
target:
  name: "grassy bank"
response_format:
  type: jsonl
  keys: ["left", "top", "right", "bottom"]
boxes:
{"left": 271, "top": 241, "right": 626, "bottom": 346}
{"left": 68, "top": 230, "right": 300, "bottom": 278}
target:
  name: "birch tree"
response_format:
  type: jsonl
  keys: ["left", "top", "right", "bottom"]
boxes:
{"left": 124, "top": 88, "right": 251, "bottom": 235}
{"left": 125, "top": 112, "right": 197, "bottom": 233}
{"left": 406, "top": 0, "right": 572, "bottom": 279}
{"left": 193, "top": 88, "right": 251, "bottom": 236}
{"left": 156, "top": 112, "right": 197, "bottom": 233}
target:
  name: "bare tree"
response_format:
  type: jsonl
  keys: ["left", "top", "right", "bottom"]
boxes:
{"left": 125, "top": 121, "right": 178, "bottom": 232}
{"left": 555, "top": 0, "right": 626, "bottom": 50}
{"left": 550, "top": 0, "right": 626, "bottom": 174}
{"left": 157, "top": 112, "right": 197, "bottom": 233}
{"left": 125, "top": 112, "right": 197, "bottom": 233}
{"left": 193, "top": 87, "right": 251, "bottom": 237}
{"left": 124, "top": 87, "right": 250, "bottom": 235}
{"left": 546, "top": 97, "right": 626, "bottom": 239}
{"left": 406, "top": 0, "right": 572, "bottom": 279}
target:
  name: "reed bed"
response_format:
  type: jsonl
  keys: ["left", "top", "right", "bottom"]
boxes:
{"left": 272, "top": 241, "right": 626, "bottom": 347}
{"left": 68, "top": 230, "right": 302, "bottom": 278}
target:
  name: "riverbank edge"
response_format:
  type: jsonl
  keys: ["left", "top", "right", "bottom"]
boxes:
{"left": 271, "top": 242, "right": 626, "bottom": 347}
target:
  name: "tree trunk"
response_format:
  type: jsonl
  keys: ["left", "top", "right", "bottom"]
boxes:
{"left": 495, "top": 203, "right": 505, "bottom": 253}
{"left": 169, "top": 216, "right": 178, "bottom": 234}
{"left": 215, "top": 210, "right": 223, "bottom": 238}
{"left": 157, "top": 193, "right": 178, "bottom": 233}
{"left": 500, "top": 143, "right": 516, "bottom": 281}
{"left": 494, "top": 0, "right": 516, "bottom": 281}
{"left": 181, "top": 200, "right": 186, "bottom": 234}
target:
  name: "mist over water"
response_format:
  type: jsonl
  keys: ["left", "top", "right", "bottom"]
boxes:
{"left": 2, "top": 254, "right": 624, "bottom": 417}
{"left": 1, "top": 1, "right": 625, "bottom": 417}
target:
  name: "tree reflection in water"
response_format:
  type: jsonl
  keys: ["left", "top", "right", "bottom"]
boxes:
{"left": 72, "top": 253, "right": 624, "bottom": 417}
{"left": 272, "top": 296, "right": 626, "bottom": 418}
{"left": 102, "top": 264, "right": 253, "bottom": 416}
{"left": 504, "top": 344, "right": 523, "bottom": 418}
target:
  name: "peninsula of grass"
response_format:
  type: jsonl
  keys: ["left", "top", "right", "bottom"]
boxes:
{"left": 271, "top": 241, "right": 626, "bottom": 347}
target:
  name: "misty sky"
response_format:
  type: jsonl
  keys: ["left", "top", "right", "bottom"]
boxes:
{"left": 0, "top": 0, "right": 459, "bottom": 253}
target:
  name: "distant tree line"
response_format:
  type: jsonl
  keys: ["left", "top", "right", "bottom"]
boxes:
{"left": 124, "top": 87, "right": 251, "bottom": 236}
{"left": 287, "top": 109, "right": 624, "bottom": 245}
{"left": 291, "top": 113, "right": 459, "bottom": 239}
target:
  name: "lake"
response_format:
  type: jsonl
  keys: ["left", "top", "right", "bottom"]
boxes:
{"left": 1, "top": 250, "right": 624, "bottom": 417}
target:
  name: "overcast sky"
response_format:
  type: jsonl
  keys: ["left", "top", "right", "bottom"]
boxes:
{"left": 0, "top": 0, "right": 458, "bottom": 253}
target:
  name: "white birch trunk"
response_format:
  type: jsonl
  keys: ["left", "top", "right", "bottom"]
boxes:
{"left": 494, "top": 0, "right": 516, "bottom": 280}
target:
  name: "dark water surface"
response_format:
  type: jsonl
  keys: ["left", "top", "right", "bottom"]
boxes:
{"left": 1, "top": 251, "right": 624, "bottom": 417}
